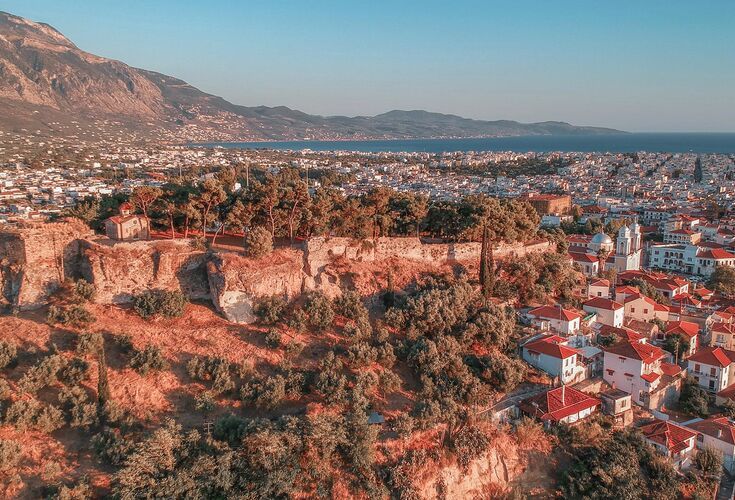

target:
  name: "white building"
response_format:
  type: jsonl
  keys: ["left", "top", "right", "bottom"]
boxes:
{"left": 686, "top": 417, "right": 735, "bottom": 474}
{"left": 521, "top": 334, "right": 586, "bottom": 384}
{"left": 602, "top": 340, "right": 683, "bottom": 409}
{"left": 526, "top": 305, "right": 582, "bottom": 335}
{"left": 583, "top": 297, "right": 625, "bottom": 328}
{"left": 687, "top": 346, "right": 735, "bottom": 393}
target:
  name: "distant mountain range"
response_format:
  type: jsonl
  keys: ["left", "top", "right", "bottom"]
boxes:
{"left": 0, "top": 11, "right": 624, "bottom": 142}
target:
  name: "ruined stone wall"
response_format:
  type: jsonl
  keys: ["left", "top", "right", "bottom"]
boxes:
{"left": 207, "top": 249, "right": 305, "bottom": 323}
{"left": 0, "top": 219, "right": 92, "bottom": 310}
{"left": 304, "top": 236, "right": 550, "bottom": 271}
{"left": 79, "top": 239, "right": 209, "bottom": 304}
{"left": 205, "top": 236, "right": 552, "bottom": 323}
{"left": 0, "top": 221, "right": 551, "bottom": 322}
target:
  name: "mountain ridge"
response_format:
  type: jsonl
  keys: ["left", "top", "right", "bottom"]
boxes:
{"left": 0, "top": 11, "right": 624, "bottom": 142}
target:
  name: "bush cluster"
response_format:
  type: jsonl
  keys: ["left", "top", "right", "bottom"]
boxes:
{"left": 243, "top": 226, "right": 273, "bottom": 258}
{"left": 47, "top": 304, "right": 96, "bottom": 327}
{"left": 304, "top": 291, "right": 335, "bottom": 329}
{"left": 254, "top": 295, "right": 287, "bottom": 324}
{"left": 129, "top": 345, "right": 168, "bottom": 375}
{"left": 133, "top": 289, "right": 187, "bottom": 319}
{"left": 186, "top": 356, "right": 235, "bottom": 394}
{"left": 0, "top": 341, "right": 17, "bottom": 370}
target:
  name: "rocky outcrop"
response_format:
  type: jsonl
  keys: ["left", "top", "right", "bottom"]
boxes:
{"left": 79, "top": 239, "right": 209, "bottom": 304}
{"left": 206, "top": 249, "right": 304, "bottom": 324}
{"left": 0, "top": 219, "right": 92, "bottom": 310}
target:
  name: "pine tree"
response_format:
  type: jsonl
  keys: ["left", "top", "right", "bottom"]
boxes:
{"left": 480, "top": 225, "right": 495, "bottom": 299}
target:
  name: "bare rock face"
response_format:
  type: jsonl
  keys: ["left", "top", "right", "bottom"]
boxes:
{"left": 206, "top": 249, "right": 305, "bottom": 324}
{"left": 78, "top": 239, "right": 209, "bottom": 304}
{"left": 0, "top": 219, "right": 92, "bottom": 310}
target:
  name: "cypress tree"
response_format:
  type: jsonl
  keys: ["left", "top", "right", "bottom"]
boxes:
{"left": 97, "top": 342, "right": 111, "bottom": 415}
{"left": 480, "top": 225, "right": 495, "bottom": 299}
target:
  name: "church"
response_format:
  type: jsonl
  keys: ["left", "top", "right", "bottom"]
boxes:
{"left": 605, "top": 223, "right": 642, "bottom": 273}
{"left": 569, "top": 224, "right": 642, "bottom": 275}
{"left": 104, "top": 202, "right": 150, "bottom": 241}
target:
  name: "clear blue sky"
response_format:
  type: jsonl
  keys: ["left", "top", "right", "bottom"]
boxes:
{"left": 4, "top": 0, "right": 734, "bottom": 131}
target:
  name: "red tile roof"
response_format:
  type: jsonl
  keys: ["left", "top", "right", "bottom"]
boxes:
{"left": 524, "top": 337, "right": 580, "bottom": 359}
{"left": 698, "top": 248, "right": 735, "bottom": 260}
{"left": 569, "top": 252, "right": 599, "bottom": 263}
{"left": 665, "top": 321, "right": 699, "bottom": 339}
{"left": 590, "top": 279, "right": 610, "bottom": 287}
{"left": 686, "top": 417, "right": 735, "bottom": 445}
{"left": 528, "top": 305, "right": 582, "bottom": 322}
{"left": 641, "top": 419, "right": 697, "bottom": 454}
{"left": 688, "top": 346, "right": 735, "bottom": 368}
{"left": 604, "top": 340, "right": 665, "bottom": 364}
{"left": 660, "top": 362, "right": 683, "bottom": 376}
{"left": 583, "top": 297, "right": 624, "bottom": 311}
{"left": 519, "top": 386, "right": 600, "bottom": 422}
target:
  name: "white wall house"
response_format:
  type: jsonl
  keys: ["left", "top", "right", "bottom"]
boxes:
{"left": 686, "top": 417, "right": 735, "bottom": 474}
{"left": 527, "top": 305, "right": 582, "bottom": 336}
{"left": 583, "top": 297, "right": 625, "bottom": 328}
{"left": 687, "top": 347, "right": 735, "bottom": 393}
{"left": 602, "top": 340, "right": 681, "bottom": 409}
{"left": 521, "top": 335, "right": 586, "bottom": 384}
{"left": 587, "top": 279, "right": 610, "bottom": 299}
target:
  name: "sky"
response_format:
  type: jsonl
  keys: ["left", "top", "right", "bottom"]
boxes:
{"left": 3, "top": 0, "right": 734, "bottom": 132}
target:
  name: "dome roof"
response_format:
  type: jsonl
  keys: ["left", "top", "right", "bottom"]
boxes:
{"left": 618, "top": 225, "right": 632, "bottom": 236}
{"left": 630, "top": 222, "right": 641, "bottom": 232}
{"left": 591, "top": 232, "right": 613, "bottom": 245}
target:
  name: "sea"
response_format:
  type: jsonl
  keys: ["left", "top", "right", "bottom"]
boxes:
{"left": 197, "top": 133, "right": 735, "bottom": 154}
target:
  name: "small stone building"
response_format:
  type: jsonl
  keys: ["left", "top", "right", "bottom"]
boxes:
{"left": 105, "top": 202, "right": 149, "bottom": 241}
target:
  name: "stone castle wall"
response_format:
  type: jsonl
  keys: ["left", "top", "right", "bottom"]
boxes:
{"left": 0, "top": 222, "right": 550, "bottom": 321}
{"left": 0, "top": 219, "right": 92, "bottom": 310}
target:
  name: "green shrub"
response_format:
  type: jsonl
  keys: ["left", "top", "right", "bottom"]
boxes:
{"left": 129, "top": 345, "right": 168, "bottom": 375}
{"left": 133, "top": 289, "right": 187, "bottom": 319}
{"left": 240, "top": 375, "right": 287, "bottom": 410}
{"left": 4, "top": 399, "right": 65, "bottom": 432}
{"left": 265, "top": 328, "right": 282, "bottom": 349}
{"left": 91, "top": 427, "right": 133, "bottom": 466}
{"left": 58, "top": 386, "right": 97, "bottom": 428}
{"left": 335, "top": 291, "right": 369, "bottom": 322}
{"left": 186, "top": 356, "right": 235, "bottom": 394}
{"left": 0, "top": 439, "right": 21, "bottom": 473}
{"left": 18, "top": 354, "right": 65, "bottom": 394}
{"left": 58, "top": 357, "right": 90, "bottom": 386}
{"left": 304, "top": 291, "right": 334, "bottom": 329}
{"left": 254, "top": 295, "right": 287, "bottom": 324}
{"left": 76, "top": 332, "right": 103, "bottom": 356}
{"left": 73, "top": 279, "right": 96, "bottom": 302}
{"left": 0, "top": 341, "right": 17, "bottom": 369}
{"left": 287, "top": 309, "right": 308, "bottom": 332}
{"left": 243, "top": 226, "right": 273, "bottom": 258}
{"left": 194, "top": 391, "right": 216, "bottom": 413}
{"left": 47, "top": 304, "right": 96, "bottom": 327}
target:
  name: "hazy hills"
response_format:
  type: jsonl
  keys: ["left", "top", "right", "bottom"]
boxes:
{"left": 0, "top": 11, "right": 622, "bottom": 142}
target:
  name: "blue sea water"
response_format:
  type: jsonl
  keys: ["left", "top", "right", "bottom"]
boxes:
{"left": 198, "top": 133, "right": 735, "bottom": 153}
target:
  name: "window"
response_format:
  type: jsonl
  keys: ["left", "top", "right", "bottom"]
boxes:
{"left": 695, "top": 364, "right": 701, "bottom": 373}
{"left": 709, "top": 380, "right": 716, "bottom": 390}
{"left": 644, "top": 309, "right": 649, "bottom": 314}
{"left": 631, "top": 307, "right": 636, "bottom": 313}
{"left": 710, "top": 367, "right": 717, "bottom": 377}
